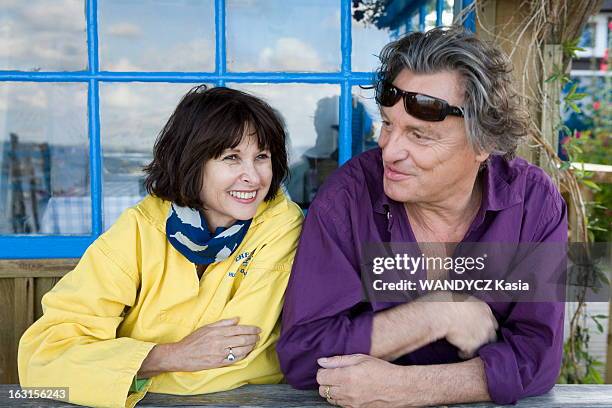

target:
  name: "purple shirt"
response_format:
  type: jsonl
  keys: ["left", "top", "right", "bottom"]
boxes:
{"left": 277, "top": 148, "right": 567, "bottom": 405}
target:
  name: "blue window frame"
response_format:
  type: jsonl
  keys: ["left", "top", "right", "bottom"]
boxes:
{"left": 0, "top": 0, "right": 471, "bottom": 259}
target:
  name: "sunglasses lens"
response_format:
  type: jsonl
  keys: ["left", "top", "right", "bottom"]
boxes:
{"left": 376, "top": 82, "right": 400, "bottom": 107}
{"left": 406, "top": 94, "right": 445, "bottom": 121}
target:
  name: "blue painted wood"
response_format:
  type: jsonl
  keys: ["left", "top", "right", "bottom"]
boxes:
{"left": 463, "top": 0, "right": 476, "bottom": 32}
{"left": 0, "top": 237, "right": 95, "bottom": 259}
{"left": 0, "top": 71, "right": 375, "bottom": 83}
{"left": 0, "top": 1, "right": 384, "bottom": 258}
{"left": 436, "top": 0, "right": 444, "bottom": 26}
{"left": 86, "top": 0, "right": 102, "bottom": 236}
{"left": 419, "top": 5, "right": 426, "bottom": 32}
{"left": 215, "top": 0, "right": 226, "bottom": 87}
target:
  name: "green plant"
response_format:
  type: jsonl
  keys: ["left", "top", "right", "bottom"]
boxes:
{"left": 557, "top": 37, "right": 610, "bottom": 384}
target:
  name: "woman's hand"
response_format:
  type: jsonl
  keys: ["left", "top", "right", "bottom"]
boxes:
{"left": 138, "top": 317, "right": 261, "bottom": 377}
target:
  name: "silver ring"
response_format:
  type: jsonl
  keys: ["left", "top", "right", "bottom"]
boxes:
{"left": 226, "top": 347, "right": 236, "bottom": 361}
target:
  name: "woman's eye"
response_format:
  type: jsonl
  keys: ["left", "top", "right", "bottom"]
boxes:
{"left": 382, "top": 121, "right": 391, "bottom": 128}
{"left": 223, "top": 154, "right": 238, "bottom": 161}
{"left": 256, "top": 153, "right": 270, "bottom": 160}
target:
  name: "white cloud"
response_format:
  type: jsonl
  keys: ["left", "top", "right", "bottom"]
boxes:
{"left": 258, "top": 37, "right": 323, "bottom": 71}
{"left": 106, "top": 57, "right": 144, "bottom": 72}
{"left": 134, "top": 38, "right": 215, "bottom": 71}
{"left": 107, "top": 22, "right": 142, "bottom": 38}
{"left": 0, "top": 1, "right": 87, "bottom": 70}
{"left": 104, "top": 85, "right": 147, "bottom": 109}
{"left": 19, "top": 0, "right": 85, "bottom": 33}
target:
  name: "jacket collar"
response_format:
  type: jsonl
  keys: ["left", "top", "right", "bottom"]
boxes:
{"left": 137, "top": 189, "right": 290, "bottom": 235}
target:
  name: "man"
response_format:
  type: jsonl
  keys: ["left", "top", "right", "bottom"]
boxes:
{"left": 277, "top": 27, "right": 566, "bottom": 407}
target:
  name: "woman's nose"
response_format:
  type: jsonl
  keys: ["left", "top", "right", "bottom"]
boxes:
{"left": 240, "top": 162, "right": 261, "bottom": 185}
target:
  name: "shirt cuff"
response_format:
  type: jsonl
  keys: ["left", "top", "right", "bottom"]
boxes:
{"left": 343, "top": 310, "right": 374, "bottom": 355}
{"left": 478, "top": 342, "right": 522, "bottom": 405}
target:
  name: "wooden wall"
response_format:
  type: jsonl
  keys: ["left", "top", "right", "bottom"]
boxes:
{"left": 0, "top": 259, "right": 77, "bottom": 384}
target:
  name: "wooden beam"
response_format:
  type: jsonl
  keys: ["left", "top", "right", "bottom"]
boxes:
{"left": 540, "top": 44, "right": 564, "bottom": 177}
{"left": 0, "top": 259, "right": 77, "bottom": 279}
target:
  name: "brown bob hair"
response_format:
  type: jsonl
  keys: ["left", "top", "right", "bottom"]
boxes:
{"left": 143, "top": 85, "right": 288, "bottom": 208}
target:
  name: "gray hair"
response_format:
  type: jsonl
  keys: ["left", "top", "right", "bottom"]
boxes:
{"left": 375, "top": 26, "right": 529, "bottom": 159}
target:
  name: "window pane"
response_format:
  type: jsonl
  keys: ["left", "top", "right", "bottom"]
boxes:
{"left": 0, "top": 83, "right": 89, "bottom": 235}
{"left": 352, "top": 85, "right": 381, "bottom": 156}
{"left": 227, "top": 0, "right": 340, "bottom": 72}
{"left": 99, "top": 1, "right": 215, "bottom": 72}
{"left": 100, "top": 82, "right": 198, "bottom": 230}
{"left": 0, "top": 1, "right": 87, "bottom": 71}
{"left": 352, "top": 0, "right": 455, "bottom": 72}
{"left": 230, "top": 83, "right": 340, "bottom": 207}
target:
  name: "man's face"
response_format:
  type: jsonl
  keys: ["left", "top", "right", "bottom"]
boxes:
{"left": 378, "top": 69, "right": 488, "bottom": 205}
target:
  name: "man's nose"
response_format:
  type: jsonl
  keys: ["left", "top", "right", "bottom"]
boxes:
{"left": 380, "top": 128, "right": 409, "bottom": 164}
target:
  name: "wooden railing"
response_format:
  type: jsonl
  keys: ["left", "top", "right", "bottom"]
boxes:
{"left": 0, "top": 259, "right": 77, "bottom": 384}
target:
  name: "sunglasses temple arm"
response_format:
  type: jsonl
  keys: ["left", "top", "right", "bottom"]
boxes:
{"left": 450, "top": 106, "right": 465, "bottom": 117}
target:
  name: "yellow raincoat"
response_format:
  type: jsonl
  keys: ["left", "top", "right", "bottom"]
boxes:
{"left": 18, "top": 191, "right": 303, "bottom": 408}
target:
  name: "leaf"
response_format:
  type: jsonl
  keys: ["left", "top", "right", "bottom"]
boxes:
{"left": 590, "top": 316, "right": 604, "bottom": 334}
{"left": 582, "top": 180, "right": 602, "bottom": 192}
{"left": 567, "top": 101, "right": 581, "bottom": 113}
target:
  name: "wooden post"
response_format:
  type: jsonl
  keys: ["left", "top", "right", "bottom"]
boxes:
{"left": 540, "top": 44, "right": 564, "bottom": 177}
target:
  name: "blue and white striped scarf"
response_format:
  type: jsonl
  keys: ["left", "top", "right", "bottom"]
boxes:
{"left": 166, "top": 203, "right": 251, "bottom": 265}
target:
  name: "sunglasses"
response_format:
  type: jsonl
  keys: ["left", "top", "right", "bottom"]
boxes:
{"left": 375, "top": 81, "right": 464, "bottom": 122}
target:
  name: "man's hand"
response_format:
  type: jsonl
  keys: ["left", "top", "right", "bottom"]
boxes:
{"left": 317, "top": 354, "right": 491, "bottom": 407}
{"left": 430, "top": 294, "right": 498, "bottom": 359}
{"left": 371, "top": 292, "right": 498, "bottom": 361}
{"left": 316, "top": 354, "right": 414, "bottom": 408}
{"left": 138, "top": 317, "right": 261, "bottom": 377}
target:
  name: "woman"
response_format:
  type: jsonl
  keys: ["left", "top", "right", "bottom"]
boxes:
{"left": 18, "top": 86, "right": 303, "bottom": 408}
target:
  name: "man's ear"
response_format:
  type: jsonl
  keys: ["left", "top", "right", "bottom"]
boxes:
{"left": 475, "top": 149, "right": 490, "bottom": 164}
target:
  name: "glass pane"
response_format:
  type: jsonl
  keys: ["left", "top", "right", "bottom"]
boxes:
{"left": 230, "top": 83, "right": 340, "bottom": 207}
{"left": 0, "top": 1, "right": 87, "bottom": 71}
{"left": 99, "top": 1, "right": 215, "bottom": 72}
{"left": 100, "top": 82, "right": 199, "bottom": 230}
{"left": 0, "top": 83, "right": 89, "bottom": 235}
{"left": 352, "top": 0, "right": 455, "bottom": 72}
{"left": 227, "top": 0, "right": 340, "bottom": 72}
{"left": 352, "top": 85, "right": 382, "bottom": 156}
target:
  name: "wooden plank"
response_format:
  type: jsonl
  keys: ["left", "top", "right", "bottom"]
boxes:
{"left": 0, "top": 279, "right": 14, "bottom": 384}
{"left": 2, "top": 384, "right": 612, "bottom": 407}
{"left": 34, "top": 278, "right": 61, "bottom": 320}
{"left": 0, "top": 259, "right": 76, "bottom": 279}
{"left": 487, "top": 0, "right": 540, "bottom": 164}
{"left": 13, "top": 278, "right": 34, "bottom": 362}
{"left": 475, "top": 0, "right": 497, "bottom": 43}
{"left": 540, "top": 44, "right": 563, "bottom": 177}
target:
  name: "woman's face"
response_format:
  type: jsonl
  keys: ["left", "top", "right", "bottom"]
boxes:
{"left": 199, "top": 133, "right": 273, "bottom": 231}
